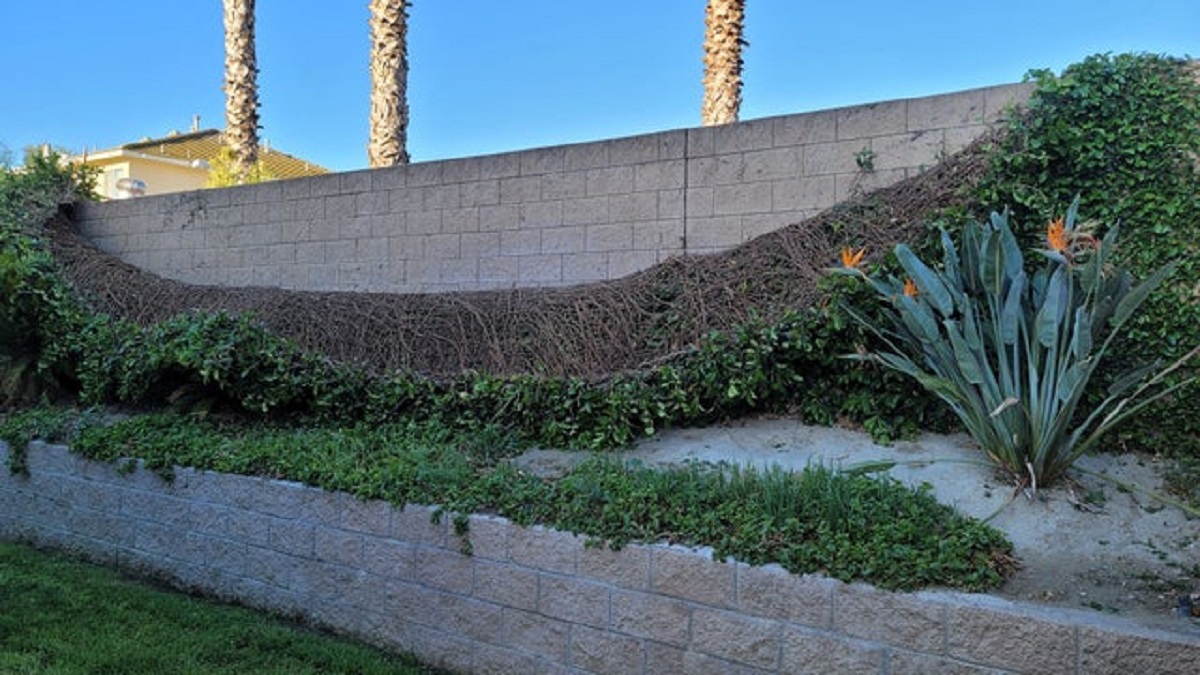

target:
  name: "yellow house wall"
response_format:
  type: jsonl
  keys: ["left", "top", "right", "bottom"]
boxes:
{"left": 87, "top": 156, "right": 206, "bottom": 199}
{"left": 127, "top": 158, "right": 205, "bottom": 196}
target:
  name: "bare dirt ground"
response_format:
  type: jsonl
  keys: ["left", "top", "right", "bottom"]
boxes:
{"left": 512, "top": 417, "right": 1200, "bottom": 635}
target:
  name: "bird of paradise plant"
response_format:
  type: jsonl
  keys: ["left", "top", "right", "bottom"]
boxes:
{"left": 832, "top": 198, "right": 1199, "bottom": 490}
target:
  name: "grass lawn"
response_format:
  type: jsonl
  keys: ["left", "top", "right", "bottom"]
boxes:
{"left": 0, "top": 541, "right": 444, "bottom": 674}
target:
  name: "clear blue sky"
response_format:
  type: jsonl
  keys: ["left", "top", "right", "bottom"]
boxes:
{"left": 2, "top": 1, "right": 1196, "bottom": 172}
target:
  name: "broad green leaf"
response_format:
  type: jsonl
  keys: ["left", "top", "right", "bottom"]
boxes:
{"left": 1034, "top": 267, "right": 1069, "bottom": 348}
{"left": 1057, "top": 361, "right": 1090, "bottom": 403}
{"left": 1071, "top": 307, "right": 1093, "bottom": 358}
{"left": 896, "top": 244, "right": 954, "bottom": 317}
{"left": 946, "top": 321, "right": 985, "bottom": 385}
{"left": 999, "top": 271, "right": 1025, "bottom": 345}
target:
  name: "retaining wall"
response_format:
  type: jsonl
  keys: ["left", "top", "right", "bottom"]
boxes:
{"left": 2, "top": 441, "right": 1195, "bottom": 674}
{"left": 72, "top": 83, "right": 1032, "bottom": 294}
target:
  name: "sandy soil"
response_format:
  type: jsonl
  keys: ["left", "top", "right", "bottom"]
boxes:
{"left": 512, "top": 417, "right": 1200, "bottom": 634}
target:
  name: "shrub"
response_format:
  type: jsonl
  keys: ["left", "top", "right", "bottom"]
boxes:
{"left": 835, "top": 203, "right": 1197, "bottom": 488}
{"left": 976, "top": 53, "right": 1200, "bottom": 456}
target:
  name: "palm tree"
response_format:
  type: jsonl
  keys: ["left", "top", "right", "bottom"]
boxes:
{"left": 368, "top": 0, "right": 410, "bottom": 167}
{"left": 701, "top": 0, "right": 746, "bottom": 126}
{"left": 222, "top": 0, "right": 260, "bottom": 182}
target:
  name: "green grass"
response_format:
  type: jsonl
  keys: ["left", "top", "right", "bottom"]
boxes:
{"left": 0, "top": 541, "right": 443, "bottom": 675}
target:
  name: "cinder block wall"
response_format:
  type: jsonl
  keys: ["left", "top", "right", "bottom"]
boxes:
{"left": 2, "top": 442, "right": 1195, "bottom": 674}
{"left": 73, "top": 83, "right": 1032, "bottom": 294}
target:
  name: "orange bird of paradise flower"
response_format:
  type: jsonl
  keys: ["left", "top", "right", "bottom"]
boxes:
{"left": 1046, "top": 217, "right": 1069, "bottom": 253}
{"left": 903, "top": 278, "right": 919, "bottom": 297}
{"left": 840, "top": 246, "right": 866, "bottom": 269}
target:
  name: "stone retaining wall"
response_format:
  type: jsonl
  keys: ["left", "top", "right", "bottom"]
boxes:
{"left": 72, "top": 83, "right": 1032, "bottom": 294}
{"left": 2, "top": 441, "right": 1195, "bottom": 674}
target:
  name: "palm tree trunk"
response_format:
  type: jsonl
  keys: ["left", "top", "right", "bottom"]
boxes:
{"left": 368, "top": 0, "right": 410, "bottom": 167}
{"left": 222, "top": 0, "right": 260, "bottom": 182}
{"left": 701, "top": 0, "right": 746, "bottom": 126}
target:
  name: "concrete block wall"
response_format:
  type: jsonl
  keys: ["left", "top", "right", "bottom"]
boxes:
{"left": 2, "top": 441, "right": 1196, "bottom": 674}
{"left": 73, "top": 83, "right": 1033, "bottom": 294}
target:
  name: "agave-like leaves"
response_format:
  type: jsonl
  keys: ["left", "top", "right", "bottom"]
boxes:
{"left": 840, "top": 203, "right": 1197, "bottom": 488}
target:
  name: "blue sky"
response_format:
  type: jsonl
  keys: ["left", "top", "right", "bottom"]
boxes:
{"left": 2, "top": 1, "right": 1196, "bottom": 172}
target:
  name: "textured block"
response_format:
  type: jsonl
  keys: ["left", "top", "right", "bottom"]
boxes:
{"left": 459, "top": 231, "right": 500, "bottom": 259}
{"left": 517, "top": 254, "right": 563, "bottom": 284}
{"left": 1079, "top": 623, "right": 1200, "bottom": 674}
{"left": 585, "top": 166, "right": 635, "bottom": 196}
{"left": 562, "top": 196, "right": 610, "bottom": 226}
{"left": 442, "top": 156, "right": 481, "bottom": 184}
{"left": 803, "top": 139, "right": 867, "bottom": 176}
{"left": 632, "top": 221, "right": 684, "bottom": 252}
{"left": 314, "top": 527, "right": 364, "bottom": 567}
{"left": 415, "top": 545, "right": 475, "bottom": 593}
{"left": 503, "top": 607, "right": 571, "bottom": 661}
{"left": 540, "top": 171, "right": 588, "bottom": 200}
{"left": 361, "top": 535, "right": 415, "bottom": 580}
{"left": 837, "top": 100, "right": 908, "bottom": 140}
{"left": 871, "top": 129, "right": 946, "bottom": 172}
{"left": 520, "top": 146, "right": 566, "bottom": 176}
{"left": 610, "top": 588, "right": 691, "bottom": 646}
{"left": 474, "top": 560, "right": 539, "bottom": 611}
{"left": 658, "top": 189, "right": 685, "bottom": 219}
{"left": 479, "top": 256, "right": 519, "bottom": 285}
{"left": 888, "top": 651, "right": 1009, "bottom": 674}
{"left": 773, "top": 110, "right": 838, "bottom": 146}
{"left": 607, "top": 250, "right": 658, "bottom": 279}
{"left": 569, "top": 624, "right": 645, "bottom": 675}
{"left": 691, "top": 608, "right": 781, "bottom": 669}
{"left": 267, "top": 517, "right": 316, "bottom": 558}
{"left": 561, "top": 252, "right": 608, "bottom": 283}
{"left": 423, "top": 233, "right": 461, "bottom": 259}
{"left": 908, "top": 89, "right": 987, "bottom": 130}
{"left": 499, "top": 176, "right": 541, "bottom": 204}
{"left": 736, "top": 564, "right": 835, "bottom": 628}
{"left": 460, "top": 179, "right": 501, "bottom": 207}
{"left": 564, "top": 141, "right": 610, "bottom": 171}
{"left": 520, "top": 200, "right": 564, "bottom": 227}
{"left": 608, "top": 134, "right": 664, "bottom": 165}
{"left": 390, "top": 504, "right": 449, "bottom": 546}
{"left": 608, "top": 192, "right": 658, "bottom": 221}
{"left": 539, "top": 225, "right": 585, "bottom": 254}
{"left": 585, "top": 223, "right": 633, "bottom": 252}
{"left": 478, "top": 152, "right": 522, "bottom": 180}
{"left": 713, "top": 182, "right": 773, "bottom": 216}
{"left": 479, "top": 204, "right": 520, "bottom": 231}
{"left": 834, "top": 583, "right": 946, "bottom": 652}
{"left": 946, "top": 602, "right": 1076, "bottom": 673}
{"left": 440, "top": 593, "right": 506, "bottom": 643}
{"left": 772, "top": 175, "right": 836, "bottom": 213}
{"left": 741, "top": 147, "right": 802, "bottom": 182}
{"left": 651, "top": 546, "right": 736, "bottom": 608}
{"left": 538, "top": 574, "right": 609, "bottom": 627}
{"left": 713, "top": 118, "right": 774, "bottom": 154}
{"left": 781, "top": 626, "right": 885, "bottom": 674}
{"left": 634, "top": 160, "right": 686, "bottom": 191}
{"left": 473, "top": 644, "right": 559, "bottom": 675}
{"left": 686, "top": 216, "right": 743, "bottom": 250}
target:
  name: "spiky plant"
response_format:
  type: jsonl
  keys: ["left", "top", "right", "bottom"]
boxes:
{"left": 701, "top": 0, "right": 746, "bottom": 126}
{"left": 368, "top": 0, "right": 410, "bottom": 167}
{"left": 835, "top": 200, "right": 1198, "bottom": 490}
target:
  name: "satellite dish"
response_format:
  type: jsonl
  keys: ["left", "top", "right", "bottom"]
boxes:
{"left": 114, "top": 177, "right": 147, "bottom": 199}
